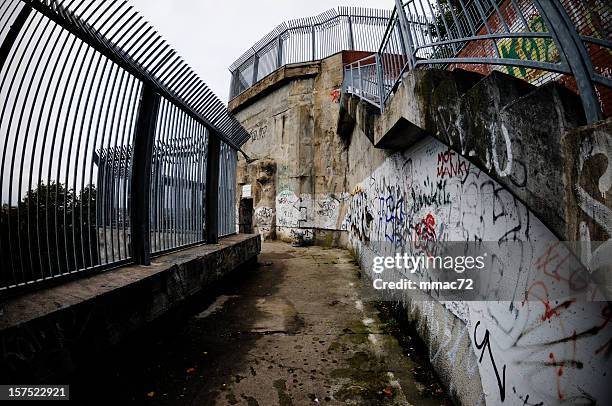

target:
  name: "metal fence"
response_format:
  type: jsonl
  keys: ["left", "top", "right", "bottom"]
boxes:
{"left": 229, "top": 7, "right": 392, "bottom": 100}
{"left": 0, "top": 0, "right": 249, "bottom": 294}
{"left": 343, "top": 0, "right": 611, "bottom": 122}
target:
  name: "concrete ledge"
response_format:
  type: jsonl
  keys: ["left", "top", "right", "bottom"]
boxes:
{"left": 0, "top": 234, "right": 261, "bottom": 381}
{"left": 229, "top": 62, "right": 321, "bottom": 113}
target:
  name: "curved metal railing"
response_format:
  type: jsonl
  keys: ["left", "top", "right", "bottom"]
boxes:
{"left": 0, "top": 0, "right": 246, "bottom": 294}
{"left": 228, "top": 7, "right": 392, "bottom": 100}
{"left": 344, "top": 0, "right": 611, "bottom": 122}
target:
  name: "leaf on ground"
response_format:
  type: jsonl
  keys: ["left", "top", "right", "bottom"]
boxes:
{"left": 186, "top": 367, "right": 196, "bottom": 374}
{"left": 383, "top": 386, "right": 394, "bottom": 397}
{"left": 146, "top": 391, "right": 155, "bottom": 398}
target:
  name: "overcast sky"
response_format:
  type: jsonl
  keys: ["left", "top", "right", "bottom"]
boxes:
{"left": 129, "top": 0, "right": 391, "bottom": 103}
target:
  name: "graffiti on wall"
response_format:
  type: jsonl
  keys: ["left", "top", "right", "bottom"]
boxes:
{"left": 346, "top": 137, "right": 611, "bottom": 405}
{"left": 249, "top": 122, "right": 269, "bottom": 142}
{"left": 254, "top": 206, "right": 275, "bottom": 238}
{"left": 497, "top": 16, "right": 560, "bottom": 83}
{"left": 275, "top": 189, "right": 349, "bottom": 241}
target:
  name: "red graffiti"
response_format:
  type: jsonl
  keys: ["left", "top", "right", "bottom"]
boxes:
{"left": 414, "top": 213, "right": 437, "bottom": 256}
{"left": 534, "top": 242, "right": 589, "bottom": 292}
{"left": 415, "top": 213, "right": 436, "bottom": 241}
{"left": 548, "top": 352, "right": 565, "bottom": 400}
{"left": 330, "top": 88, "right": 341, "bottom": 103}
{"left": 437, "top": 148, "right": 471, "bottom": 179}
{"left": 524, "top": 281, "right": 575, "bottom": 322}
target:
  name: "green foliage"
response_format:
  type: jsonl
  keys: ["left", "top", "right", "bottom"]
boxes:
{"left": 1, "top": 182, "right": 100, "bottom": 287}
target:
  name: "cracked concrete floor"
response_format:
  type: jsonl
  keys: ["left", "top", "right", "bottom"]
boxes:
{"left": 73, "top": 242, "right": 449, "bottom": 405}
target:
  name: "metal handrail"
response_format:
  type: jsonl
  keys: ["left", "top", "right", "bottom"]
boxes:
{"left": 228, "top": 7, "right": 392, "bottom": 100}
{"left": 343, "top": 0, "right": 611, "bottom": 123}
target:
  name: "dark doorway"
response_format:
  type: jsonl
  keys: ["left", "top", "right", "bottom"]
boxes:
{"left": 238, "top": 198, "right": 254, "bottom": 234}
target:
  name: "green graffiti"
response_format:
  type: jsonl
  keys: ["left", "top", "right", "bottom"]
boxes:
{"left": 497, "top": 16, "right": 559, "bottom": 80}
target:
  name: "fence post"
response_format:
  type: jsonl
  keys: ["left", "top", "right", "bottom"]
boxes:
{"left": 394, "top": 0, "right": 415, "bottom": 69}
{"left": 376, "top": 53, "right": 385, "bottom": 112}
{"left": 311, "top": 24, "right": 316, "bottom": 61}
{"left": 229, "top": 70, "right": 238, "bottom": 100}
{"left": 534, "top": 0, "right": 602, "bottom": 123}
{"left": 347, "top": 16, "right": 355, "bottom": 50}
{"left": 205, "top": 133, "right": 221, "bottom": 244}
{"left": 358, "top": 60, "right": 363, "bottom": 100}
{"left": 130, "top": 85, "right": 160, "bottom": 265}
{"left": 0, "top": 5, "right": 32, "bottom": 71}
{"left": 277, "top": 35, "right": 283, "bottom": 68}
{"left": 251, "top": 53, "right": 259, "bottom": 86}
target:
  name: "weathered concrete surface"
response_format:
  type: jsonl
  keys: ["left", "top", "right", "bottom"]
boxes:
{"left": 67, "top": 242, "right": 451, "bottom": 405}
{"left": 562, "top": 117, "right": 612, "bottom": 243}
{"left": 562, "top": 117, "right": 612, "bottom": 293}
{"left": 0, "top": 234, "right": 260, "bottom": 382}
{"left": 229, "top": 49, "right": 612, "bottom": 405}
{"left": 338, "top": 64, "right": 611, "bottom": 404}
{"left": 229, "top": 62, "right": 321, "bottom": 113}
{"left": 343, "top": 133, "right": 612, "bottom": 405}
{"left": 358, "top": 68, "right": 590, "bottom": 242}
{"left": 234, "top": 54, "right": 351, "bottom": 246}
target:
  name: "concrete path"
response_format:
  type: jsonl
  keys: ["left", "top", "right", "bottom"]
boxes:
{"left": 76, "top": 242, "right": 449, "bottom": 405}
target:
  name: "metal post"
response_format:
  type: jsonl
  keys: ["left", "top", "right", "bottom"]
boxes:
{"left": 376, "top": 53, "right": 385, "bottom": 111}
{"left": 0, "top": 5, "right": 32, "bottom": 72}
{"left": 534, "top": 0, "right": 602, "bottom": 123}
{"left": 277, "top": 35, "right": 283, "bottom": 68}
{"left": 251, "top": 53, "right": 259, "bottom": 85}
{"left": 357, "top": 61, "right": 363, "bottom": 99}
{"left": 347, "top": 16, "right": 355, "bottom": 50}
{"left": 311, "top": 24, "right": 316, "bottom": 61}
{"left": 205, "top": 133, "right": 221, "bottom": 244}
{"left": 394, "top": 0, "right": 415, "bottom": 69}
{"left": 130, "top": 85, "right": 160, "bottom": 265}
{"left": 229, "top": 70, "right": 238, "bottom": 100}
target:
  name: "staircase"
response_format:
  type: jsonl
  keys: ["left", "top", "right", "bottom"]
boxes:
{"left": 338, "top": 66, "right": 611, "bottom": 248}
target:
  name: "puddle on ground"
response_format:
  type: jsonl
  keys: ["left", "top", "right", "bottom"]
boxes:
{"left": 195, "top": 295, "right": 239, "bottom": 319}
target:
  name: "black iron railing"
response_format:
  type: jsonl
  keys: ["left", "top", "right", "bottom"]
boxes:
{"left": 0, "top": 0, "right": 248, "bottom": 294}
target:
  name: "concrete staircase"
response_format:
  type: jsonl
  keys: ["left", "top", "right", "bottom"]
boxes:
{"left": 337, "top": 68, "right": 611, "bottom": 245}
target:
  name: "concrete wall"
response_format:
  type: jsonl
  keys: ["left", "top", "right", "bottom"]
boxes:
{"left": 342, "top": 68, "right": 612, "bottom": 404}
{"left": 234, "top": 55, "right": 351, "bottom": 246}
{"left": 0, "top": 235, "right": 261, "bottom": 382}
{"left": 230, "top": 52, "right": 612, "bottom": 405}
{"left": 345, "top": 135, "right": 611, "bottom": 405}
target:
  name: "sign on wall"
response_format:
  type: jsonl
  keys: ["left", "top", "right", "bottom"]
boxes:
{"left": 242, "top": 184, "right": 252, "bottom": 198}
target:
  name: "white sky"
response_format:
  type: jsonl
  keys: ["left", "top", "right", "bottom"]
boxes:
{"left": 129, "top": 0, "right": 391, "bottom": 103}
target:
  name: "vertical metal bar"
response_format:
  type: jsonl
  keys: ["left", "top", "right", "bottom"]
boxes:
{"left": 347, "top": 15, "right": 355, "bottom": 50}
{"left": 376, "top": 52, "right": 385, "bottom": 112}
{"left": 350, "top": 60, "right": 354, "bottom": 91}
{"left": 471, "top": 0, "right": 501, "bottom": 59}
{"left": 395, "top": 0, "right": 415, "bottom": 68}
{"left": 229, "top": 70, "right": 237, "bottom": 101}
{"left": 534, "top": 0, "right": 602, "bottom": 123}
{"left": 130, "top": 84, "right": 160, "bottom": 265}
{"left": 311, "top": 24, "right": 316, "bottom": 61}
{"left": 358, "top": 60, "right": 363, "bottom": 100}
{"left": 277, "top": 35, "right": 283, "bottom": 68}
{"left": 457, "top": 0, "right": 476, "bottom": 35}
{"left": 0, "top": 4, "right": 31, "bottom": 72}
{"left": 433, "top": 0, "right": 457, "bottom": 55}
{"left": 205, "top": 133, "right": 220, "bottom": 244}
{"left": 251, "top": 53, "right": 259, "bottom": 85}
